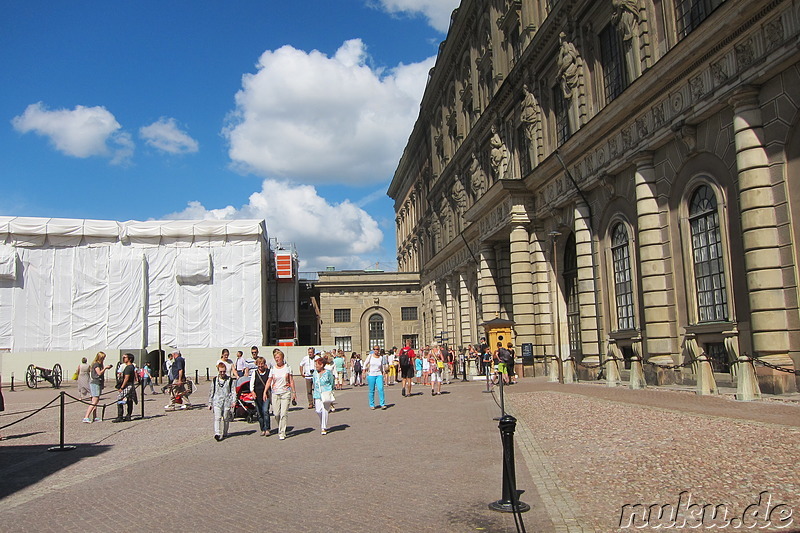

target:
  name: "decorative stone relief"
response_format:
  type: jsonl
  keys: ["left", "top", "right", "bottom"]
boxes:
{"left": 652, "top": 101, "right": 665, "bottom": 128}
{"left": 711, "top": 59, "right": 728, "bottom": 85}
{"left": 735, "top": 38, "right": 755, "bottom": 70}
{"left": 670, "top": 92, "right": 684, "bottom": 113}
{"left": 636, "top": 116, "right": 648, "bottom": 138}
{"left": 452, "top": 175, "right": 467, "bottom": 216}
{"left": 611, "top": 0, "right": 640, "bottom": 42}
{"left": 764, "top": 16, "right": 784, "bottom": 50}
{"left": 690, "top": 75, "right": 704, "bottom": 100}
{"left": 621, "top": 127, "right": 632, "bottom": 150}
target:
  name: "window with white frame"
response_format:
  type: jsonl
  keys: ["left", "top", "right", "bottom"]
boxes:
{"left": 368, "top": 313, "right": 385, "bottom": 350}
{"left": 611, "top": 223, "right": 635, "bottom": 330}
{"left": 334, "top": 336, "right": 352, "bottom": 352}
{"left": 689, "top": 184, "right": 728, "bottom": 322}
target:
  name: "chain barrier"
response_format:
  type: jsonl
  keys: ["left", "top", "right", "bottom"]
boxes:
{"left": 642, "top": 355, "right": 700, "bottom": 371}
{"left": 574, "top": 356, "right": 623, "bottom": 369}
{"left": 0, "top": 394, "right": 60, "bottom": 431}
{"left": 747, "top": 353, "right": 800, "bottom": 376}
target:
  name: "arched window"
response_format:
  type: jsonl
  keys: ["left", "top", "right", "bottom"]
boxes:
{"left": 564, "top": 233, "right": 582, "bottom": 354}
{"left": 611, "top": 223, "right": 635, "bottom": 330}
{"left": 368, "top": 313, "right": 385, "bottom": 350}
{"left": 689, "top": 184, "right": 728, "bottom": 322}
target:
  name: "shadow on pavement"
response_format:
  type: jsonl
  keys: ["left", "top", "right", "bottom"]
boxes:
{"left": 287, "top": 426, "right": 315, "bottom": 437}
{"left": 226, "top": 429, "right": 257, "bottom": 438}
{"left": 325, "top": 424, "right": 350, "bottom": 433}
{"left": 0, "top": 431, "right": 45, "bottom": 441}
{"left": 0, "top": 443, "right": 112, "bottom": 500}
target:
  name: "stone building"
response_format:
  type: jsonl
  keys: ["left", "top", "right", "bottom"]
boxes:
{"left": 317, "top": 270, "right": 422, "bottom": 353}
{"left": 387, "top": 0, "right": 800, "bottom": 393}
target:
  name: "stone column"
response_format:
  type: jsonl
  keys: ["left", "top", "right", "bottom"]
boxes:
{"left": 510, "top": 222, "right": 535, "bottom": 345}
{"left": 530, "top": 230, "right": 553, "bottom": 358}
{"left": 573, "top": 201, "right": 600, "bottom": 358}
{"left": 633, "top": 151, "right": 678, "bottom": 359}
{"left": 729, "top": 87, "right": 790, "bottom": 358}
{"left": 458, "top": 268, "right": 472, "bottom": 347}
{"left": 434, "top": 280, "right": 445, "bottom": 344}
{"left": 479, "top": 243, "right": 501, "bottom": 322}
{"left": 496, "top": 243, "right": 513, "bottom": 320}
{"left": 446, "top": 273, "right": 459, "bottom": 348}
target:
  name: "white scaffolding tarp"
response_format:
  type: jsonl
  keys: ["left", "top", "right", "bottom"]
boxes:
{"left": 0, "top": 217, "right": 267, "bottom": 351}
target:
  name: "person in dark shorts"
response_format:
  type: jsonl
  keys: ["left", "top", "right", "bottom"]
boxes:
{"left": 398, "top": 339, "right": 416, "bottom": 397}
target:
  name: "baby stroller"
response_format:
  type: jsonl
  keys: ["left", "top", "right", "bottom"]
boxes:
{"left": 234, "top": 376, "right": 258, "bottom": 423}
{"left": 164, "top": 380, "right": 195, "bottom": 410}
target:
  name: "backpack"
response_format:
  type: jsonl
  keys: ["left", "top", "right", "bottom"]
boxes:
{"left": 398, "top": 348, "right": 411, "bottom": 367}
{"left": 353, "top": 359, "right": 362, "bottom": 373}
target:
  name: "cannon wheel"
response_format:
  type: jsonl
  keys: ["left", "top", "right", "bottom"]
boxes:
{"left": 52, "top": 363, "right": 63, "bottom": 388}
{"left": 26, "top": 364, "right": 37, "bottom": 389}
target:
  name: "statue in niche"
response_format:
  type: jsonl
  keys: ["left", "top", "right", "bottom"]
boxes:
{"left": 452, "top": 175, "right": 468, "bottom": 215}
{"left": 489, "top": 125, "right": 509, "bottom": 179}
{"left": 611, "top": 0, "right": 640, "bottom": 42}
{"left": 557, "top": 32, "right": 580, "bottom": 100}
{"left": 469, "top": 152, "right": 488, "bottom": 198}
{"left": 611, "top": 0, "right": 642, "bottom": 78}
{"left": 520, "top": 84, "right": 540, "bottom": 167}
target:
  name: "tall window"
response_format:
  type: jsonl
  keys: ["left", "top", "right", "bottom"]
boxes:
{"left": 335, "top": 336, "right": 352, "bottom": 352}
{"left": 564, "top": 233, "right": 582, "bottom": 354}
{"left": 401, "top": 307, "right": 418, "bottom": 321}
{"left": 689, "top": 184, "right": 728, "bottom": 322}
{"left": 333, "top": 308, "right": 351, "bottom": 323}
{"left": 599, "top": 23, "right": 628, "bottom": 104}
{"left": 368, "top": 313, "right": 385, "bottom": 350}
{"left": 553, "top": 86, "right": 571, "bottom": 145}
{"left": 611, "top": 223, "right": 635, "bottom": 330}
{"left": 675, "top": 0, "right": 728, "bottom": 38}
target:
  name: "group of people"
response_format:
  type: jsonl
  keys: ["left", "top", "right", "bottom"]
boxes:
{"left": 56, "top": 338, "right": 519, "bottom": 441}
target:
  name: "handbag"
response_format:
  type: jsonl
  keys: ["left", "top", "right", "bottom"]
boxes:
{"left": 72, "top": 371, "right": 79, "bottom": 381}
{"left": 321, "top": 390, "right": 335, "bottom": 405}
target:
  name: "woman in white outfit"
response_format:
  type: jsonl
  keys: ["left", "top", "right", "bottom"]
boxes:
{"left": 264, "top": 348, "right": 296, "bottom": 440}
{"left": 312, "top": 357, "right": 335, "bottom": 435}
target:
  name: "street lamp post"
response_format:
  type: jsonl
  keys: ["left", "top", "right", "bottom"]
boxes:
{"left": 549, "top": 231, "right": 564, "bottom": 384}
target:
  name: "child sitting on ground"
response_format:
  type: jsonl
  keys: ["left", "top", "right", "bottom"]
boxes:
{"left": 208, "top": 362, "right": 236, "bottom": 441}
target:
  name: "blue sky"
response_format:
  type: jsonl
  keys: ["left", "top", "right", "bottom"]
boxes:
{"left": 1, "top": 0, "right": 459, "bottom": 271}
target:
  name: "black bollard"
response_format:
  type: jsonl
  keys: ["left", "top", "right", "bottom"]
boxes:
{"left": 206, "top": 368, "right": 210, "bottom": 381}
{"left": 140, "top": 379, "right": 145, "bottom": 420}
{"left": 10, "top": 373, "right": 14, "bottom": 391}
{"left": 48, "top": 391, "right": 76, "bottom": 452}
{"left": 462, "top": 358, "right": 468, "bottom": 382}
{"left": 488, "top": 415, "right": 530, "bottom": 513}
{"left": 195, "top": 369, "right": 199, "bottom": 383}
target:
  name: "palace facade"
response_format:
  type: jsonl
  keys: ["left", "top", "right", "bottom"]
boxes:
{"left": 388, "top": 0, "right": 800, "bottom": 393}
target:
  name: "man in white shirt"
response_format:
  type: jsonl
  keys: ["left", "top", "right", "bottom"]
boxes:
{"left": 299, "top": 347, "right": 318, "bottom": 409}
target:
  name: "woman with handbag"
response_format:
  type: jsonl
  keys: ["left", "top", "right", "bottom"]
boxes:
{"left": 312, "top": 357, "right": 335, "bottom": 435}
{"left": 74, "top": 357, "right": 91, "bottom": 399}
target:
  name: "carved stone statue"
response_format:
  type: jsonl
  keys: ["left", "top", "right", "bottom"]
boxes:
{"left": 469, "top": 152, "right": 488, "bottom": 198}
{"left": 557, "top": 32, "right": 580, "bottom": 100}
{"left": 452, "top": 176, "right": 467, "bottom": 214}
{"left": 520, "top": 84, "right": 540, "bottom": 167}
{"left": 611, "top": 0, "right": 640, "bottom": 42}
{"left": 489, "top": 125, "right": 509, "bottom": 179}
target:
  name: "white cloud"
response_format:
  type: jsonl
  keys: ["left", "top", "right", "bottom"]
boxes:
{"left": 139, "top": 117, "right": 199, "bottom": 154}
{"left": 11, "top": 102, "right": 133, "bottom": 164}
{"left": 373, "top": 0, "right": 460, "bottom": 33}
{"left": 165, "top": 179, "right": 384, "bottom": 271}
{"left": 224, "top": 39, "right": 435, "bottom": 185}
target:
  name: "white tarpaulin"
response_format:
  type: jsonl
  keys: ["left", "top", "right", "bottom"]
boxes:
{"left": 0, "top": 217, "right": 267, "bottom": 351}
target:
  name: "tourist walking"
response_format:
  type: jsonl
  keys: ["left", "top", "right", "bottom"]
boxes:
{"left": 208, "top": 362, "right": 236, "bottom": 441}
{"left": 141, "top": 362, "right": 156, "bottom": 394}
{"left": 217, "top": 349, "right": 234, "bottom": 376}
{"left": 83, "top": 352, "right": 112, "bottom": 423}
{"left": 75, "top": 357, "right": 91, "bottom": 399}
{"left": 363, "top": 347, "right": 386, "bottom": 410}
{"left": 265, "top": 348, "right": 296, "bottom": 440}
{"left": 300, "top": 347, "right": 317, "bottom": 409}
{"left": 249, "top": 356, "right": 271, "bottom": 436}
{"left": 429, "top": 349, "right": 442, "bottom": 395}
{"left": 113, "top": 353, "right": 138, "bottom": 423}
{"left": 0, "top": 380, "right": 5, "bottom": 440}
{"left": 333, "top": 350, "right": 346, "bottom": 390}
{"left": 398, "top": 339, "right": 415, "bottom": 397}
{"left": 351, "top": 353, "right": 363, "bottom": 387}
{"left": 312, "top": 357, "right": 335, "bottom": 434}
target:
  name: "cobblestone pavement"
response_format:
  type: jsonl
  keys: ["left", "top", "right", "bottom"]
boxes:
{"left": 1, "top": 378, "right": 798, "bottom": 532}
{"left": 505, "top": 380, "right": 800, "bottom": 533}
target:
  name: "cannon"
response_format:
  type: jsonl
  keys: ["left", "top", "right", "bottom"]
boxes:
{"left": 25, "top": 363, "right": 63, "bottom": 389}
